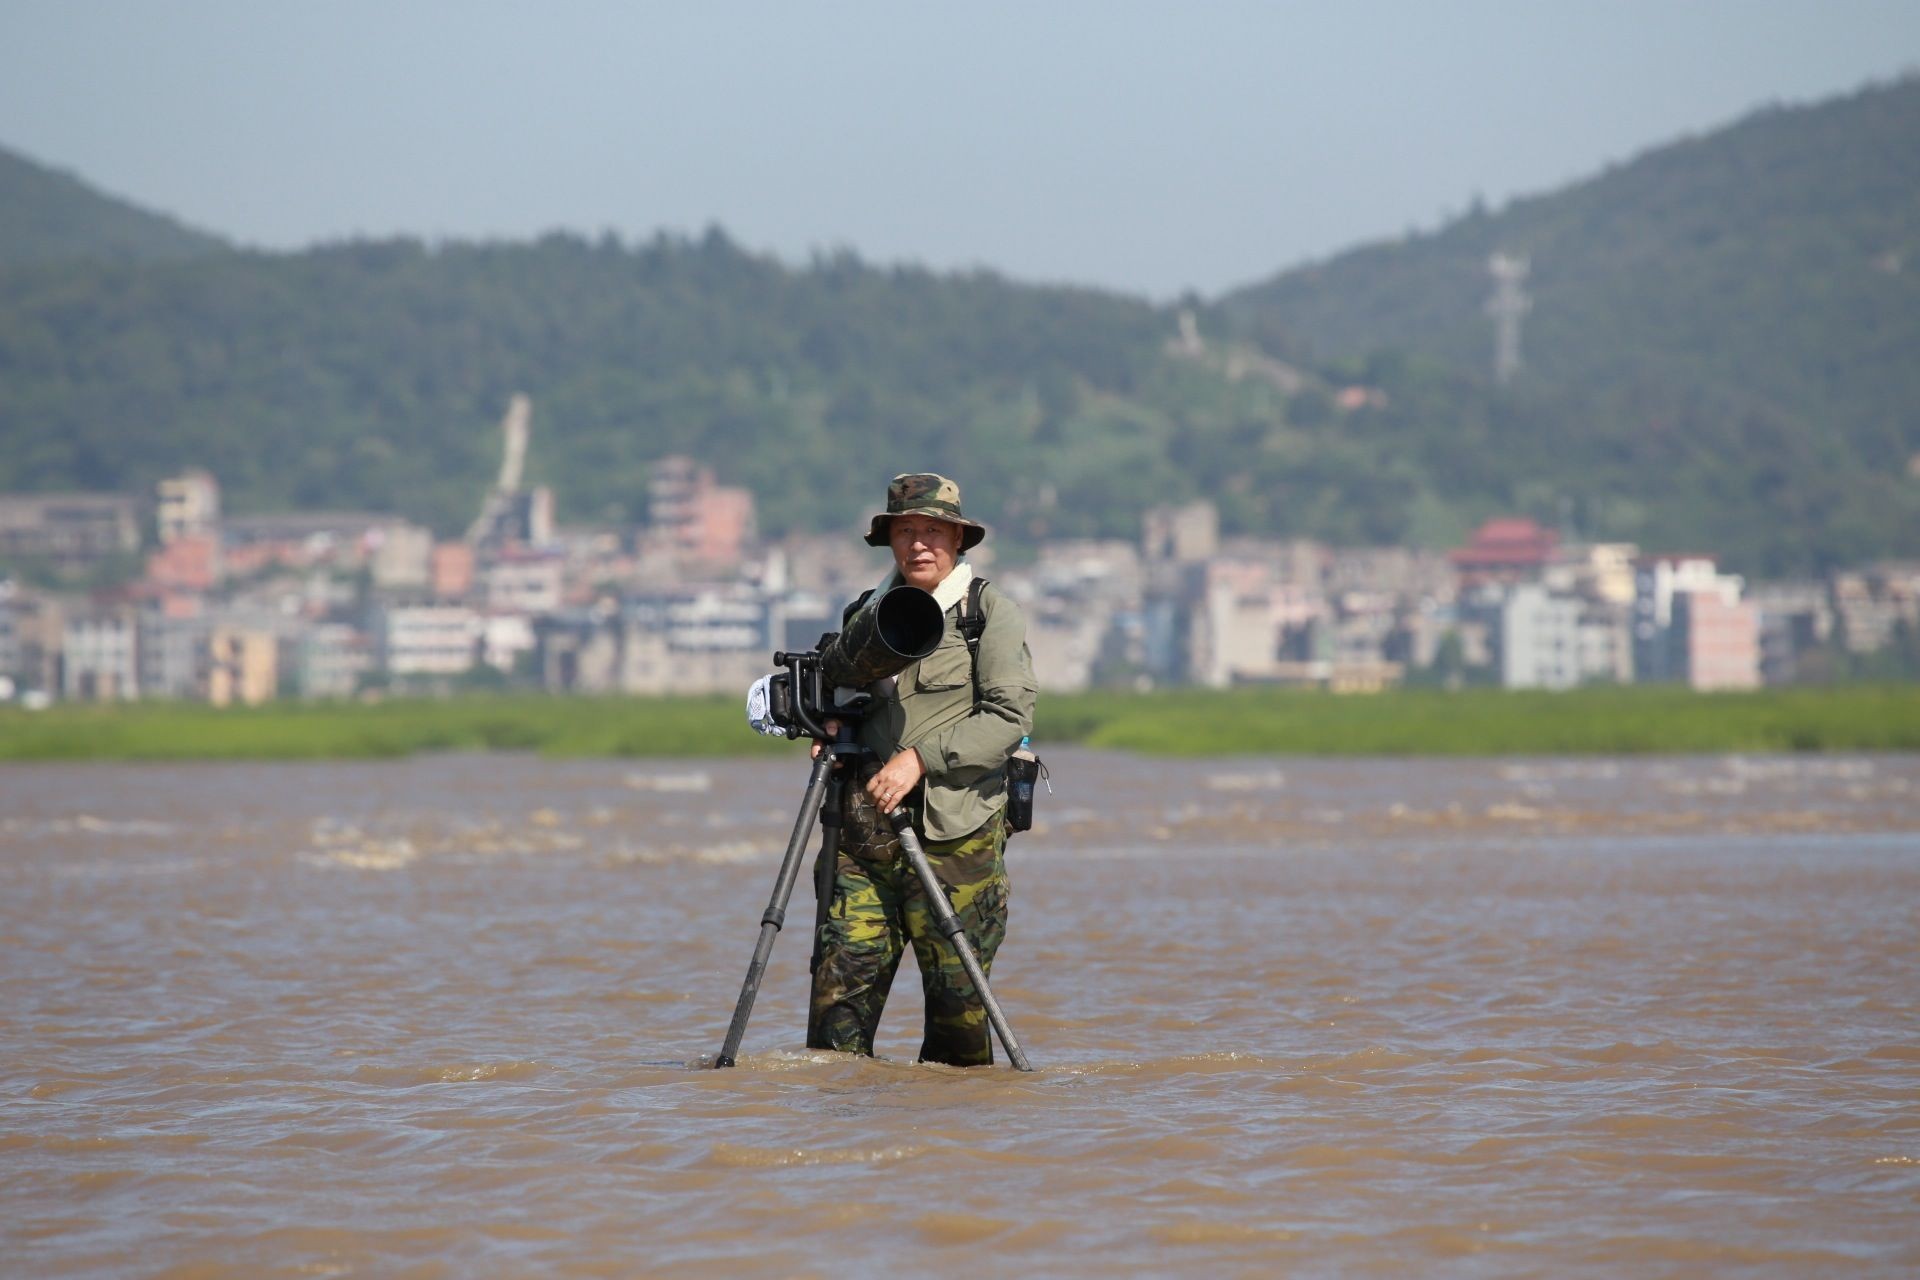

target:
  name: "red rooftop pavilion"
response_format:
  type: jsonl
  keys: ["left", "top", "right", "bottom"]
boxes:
{"left": 1449, "top": 518, "right": 1559, "bottom": 587}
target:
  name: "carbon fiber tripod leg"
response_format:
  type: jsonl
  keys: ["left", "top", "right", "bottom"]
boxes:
{"left": 715, "top": 752, "right": 835, "bottom": 1068}
{"left": 886, "top": 808, "right": 1034, "bottom": 1072}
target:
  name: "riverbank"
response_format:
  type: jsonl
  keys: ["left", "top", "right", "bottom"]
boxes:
{"left": 3, "top": 685, "right": 1917, "bottom": 761}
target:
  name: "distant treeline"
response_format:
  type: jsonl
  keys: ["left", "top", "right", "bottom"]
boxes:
{"left": 4, "top": 686, "right": 1917, "bottom": 762}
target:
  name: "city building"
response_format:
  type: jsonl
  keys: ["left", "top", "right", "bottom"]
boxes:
{"left": 1634, "top": 554, "right": 1742, "bottom": 683}
{"left": 479, "top": 613, "right": 537, "bottom": 675}
{"left": 221, "top": 513, "right": 412, "bottom": 576}
{"left": 1672, "top": 590, "right": 1760, "bottom": 690}
{"left": 145, "top": 532, "right": 223, "bottom": 592}
{"left": 1578, "top": 604, "right": 1634, "bottom": 685}
{"left": 1500, "top": 586, "right": 1583, "bottom": 689}
{"left": 1831, "top": 564, "right": 1920, "bottom": 655}
{"left": 61, "top": 606, "right": 140, "bottom": 701}
{"left": 0, "top": 493, "right": 142, "bottom": 569}
{"left": 206, "top": 627, "right": 278, "bottom": 707}
{"left": 537, "top": 587, "right": 780, "bottom": 696}
{"left": 431, "top": 542, "right": 476, "bottom": 600}
{"left": 136, "top": 607, "right": 207, "bottom": 699}
{"left": 298, "top": 624, "right": 374, "bottom": 699}
{"left": 377, "top": 606, "right": 481, "bottom": 679}
{"left": 0, "top": 583, "right": 63, "bottom": 697}
{"left": 1190, "top": 567, "right": 1282, "bottom": 688}
{"left": 157, "top": 470, "right": 220, "bottom": 544}
{"left": 1142, "top": 501, "right": 1220, "bottom": 566}
{"left": 645, "top": 457, "right": 756, "bottom": 568}
{"left": 482, "top": 551, "right": 565, "bottom": 615}
{"left": 1325, "top": 545, "right": 1456, "bottom": 603}
{"left": 1546, "top": 542, "right": 1639, "bottom": 606}
{"left": 1498, "top": 587, "right": 1631, "bottom": 689}
{"left": 1016, "top": 540, "right": 1141, "bottom": 691}
{"left": 0, "top": 589, "right": 18, "bottom": 693}
{"left": 1449, "top": 518, "right": 1558, "bottom": 589}
{"left": 370, "top": 522, "right": 434, "bottom": 591}
{"left": 1750, "top": 581, "right": 1833, "bottom": 684}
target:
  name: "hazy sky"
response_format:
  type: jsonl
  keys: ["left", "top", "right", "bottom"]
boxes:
{"left": 2, "top": 2, "right": 1916, "bottom": 298}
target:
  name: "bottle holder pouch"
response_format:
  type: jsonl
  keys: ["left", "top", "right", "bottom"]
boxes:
{"left": 1005, "top": 750, "right": 1044, "bottom": 833}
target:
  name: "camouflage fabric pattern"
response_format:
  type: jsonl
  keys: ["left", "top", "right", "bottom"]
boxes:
{"left": 836, "top": 765, "right": 905, "bottom": 863}
{"left": 864, "top": 472, "right": 988, "bottom": 550}
{"left": 807, "top": 807, "right": 1009, "bottom": 1067}
{"left": 819, "top": 585, "right": 942, "bottom": 689}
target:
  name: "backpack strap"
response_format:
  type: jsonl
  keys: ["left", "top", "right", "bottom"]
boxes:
{"left": 958, "top": 576, "right": 989, "bottom": 696}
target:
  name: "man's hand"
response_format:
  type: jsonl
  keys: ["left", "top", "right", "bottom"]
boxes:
{"left": 809, "top": 719, "right": 843, "bottom": 759}
{"left": 866, "top": 747, "right": 926, "bottom": 813}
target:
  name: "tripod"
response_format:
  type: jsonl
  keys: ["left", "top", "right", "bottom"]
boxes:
{"left": 713, "top": 716, "right": 1033, "bottom": 1072}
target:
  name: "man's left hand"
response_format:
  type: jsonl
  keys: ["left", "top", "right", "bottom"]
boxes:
{"left": 867, "top": 748, "right": 926, "bottom": 814}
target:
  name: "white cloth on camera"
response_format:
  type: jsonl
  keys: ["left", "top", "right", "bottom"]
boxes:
{"left": 744, "top": 673, "right": 786, "bottom": 736}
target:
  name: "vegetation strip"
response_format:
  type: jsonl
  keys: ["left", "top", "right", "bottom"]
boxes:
{"left": 2, "top": 686, "right": 1917, "bottom": 762}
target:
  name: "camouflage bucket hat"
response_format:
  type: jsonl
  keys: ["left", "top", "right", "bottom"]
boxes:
{"left": 864, "top": 472, "right": 988, "bottom": 551}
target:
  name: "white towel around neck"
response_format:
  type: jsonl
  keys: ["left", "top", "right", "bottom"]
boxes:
{"left": 871, "top": 560, "right": 975, "bottom": 615}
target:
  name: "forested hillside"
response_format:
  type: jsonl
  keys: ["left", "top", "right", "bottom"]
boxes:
{"left": 1, "top": 78, "right": 1915, "bottom": 573}
{"left": 1215, "top": 75, "right": 1920, "bottom": 571}
{"left": 0, "top": 145, "right": 229, "bottom": 265}
{"left": 0, "top": 230, "right": 1224, "bottom": 540}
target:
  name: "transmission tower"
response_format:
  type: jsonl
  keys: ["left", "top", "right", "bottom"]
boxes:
{"left": 1486, "top": 252, "right": 1531, "bottom": 386}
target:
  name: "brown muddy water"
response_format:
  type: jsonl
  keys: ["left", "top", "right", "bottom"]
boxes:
{"left": 4, "top": 750, "right": 1918, "bottom": 1278}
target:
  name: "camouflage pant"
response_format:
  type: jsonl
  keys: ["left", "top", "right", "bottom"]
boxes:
{"left": 807, "top": 792, "right": 1009, "bottom": 1067}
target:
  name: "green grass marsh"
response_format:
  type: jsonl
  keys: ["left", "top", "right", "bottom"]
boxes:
{"left": 2, "top": 685, "right": 1917, "bottom": 762}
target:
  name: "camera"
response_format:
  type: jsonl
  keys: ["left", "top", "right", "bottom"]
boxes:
{"left": 759, "top": 585, "right": 944, "bottom": 739}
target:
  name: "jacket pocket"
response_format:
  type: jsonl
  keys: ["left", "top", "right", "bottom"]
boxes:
{"left": 913, "top": 642, "right": 971, "bottom": 692}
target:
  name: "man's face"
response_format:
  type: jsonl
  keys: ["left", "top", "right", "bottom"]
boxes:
{"left": 889, "top": 515, "right": 962, "bottom": 590}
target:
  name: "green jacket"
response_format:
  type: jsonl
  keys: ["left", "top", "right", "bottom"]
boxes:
{"left": 854, "top": 569, "right": 1037, "bottom": 842}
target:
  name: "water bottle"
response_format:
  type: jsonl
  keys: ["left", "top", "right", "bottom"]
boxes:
{"left": 1007, "top": 734, "right": 1039, "bottom": 832}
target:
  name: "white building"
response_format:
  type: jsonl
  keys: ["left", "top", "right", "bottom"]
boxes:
{"left": 1501, "top": 585, "right": 1585, "bottom": 689}
{"left": 378, "top": 606, "right": 480, "bottom": 678}
{"left": 1500, "top": 587, "right": 1630, "bottom": 689}
{"left": 482, "top": 554, "right": 565, "bottom": 615}
{"left": 62, "top": 608, "right": 140, "bottom": 701}
{"left": 480, "top": 613, "right": 537, "bottom": 674}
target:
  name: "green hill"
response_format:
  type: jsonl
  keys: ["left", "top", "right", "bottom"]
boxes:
{"left": 0, "top": 231, "right": 1200, "bottom": 539}
{"left": 1214, "top": 75, "right": 1920, "bottom": 571}
{"left": 0, "top": 145, "right": 229, "bottom": 265}
{"left": 1, "top": 78, "right": 1916, "bottom": 573}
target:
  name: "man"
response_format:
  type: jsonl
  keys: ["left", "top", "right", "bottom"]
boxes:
{"left": 808, "top": 473, "right": 1036, "bottom": 1066}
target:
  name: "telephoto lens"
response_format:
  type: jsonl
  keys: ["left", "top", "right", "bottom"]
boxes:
{"left": 819, "top": 586, "right": 943, "bottom": 688}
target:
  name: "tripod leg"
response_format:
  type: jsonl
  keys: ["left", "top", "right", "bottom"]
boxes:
{"left": 715, "top": 752, "right": 835, "bottom": 1068}
{"left": 810, "top": 775, "right": 843, "bottom": 977}
{"left": 886, "top": 809, "right": 1034, "bottom": 1072}
{"left": 804, "top": 773, "right": 844, "bottom": 1047}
